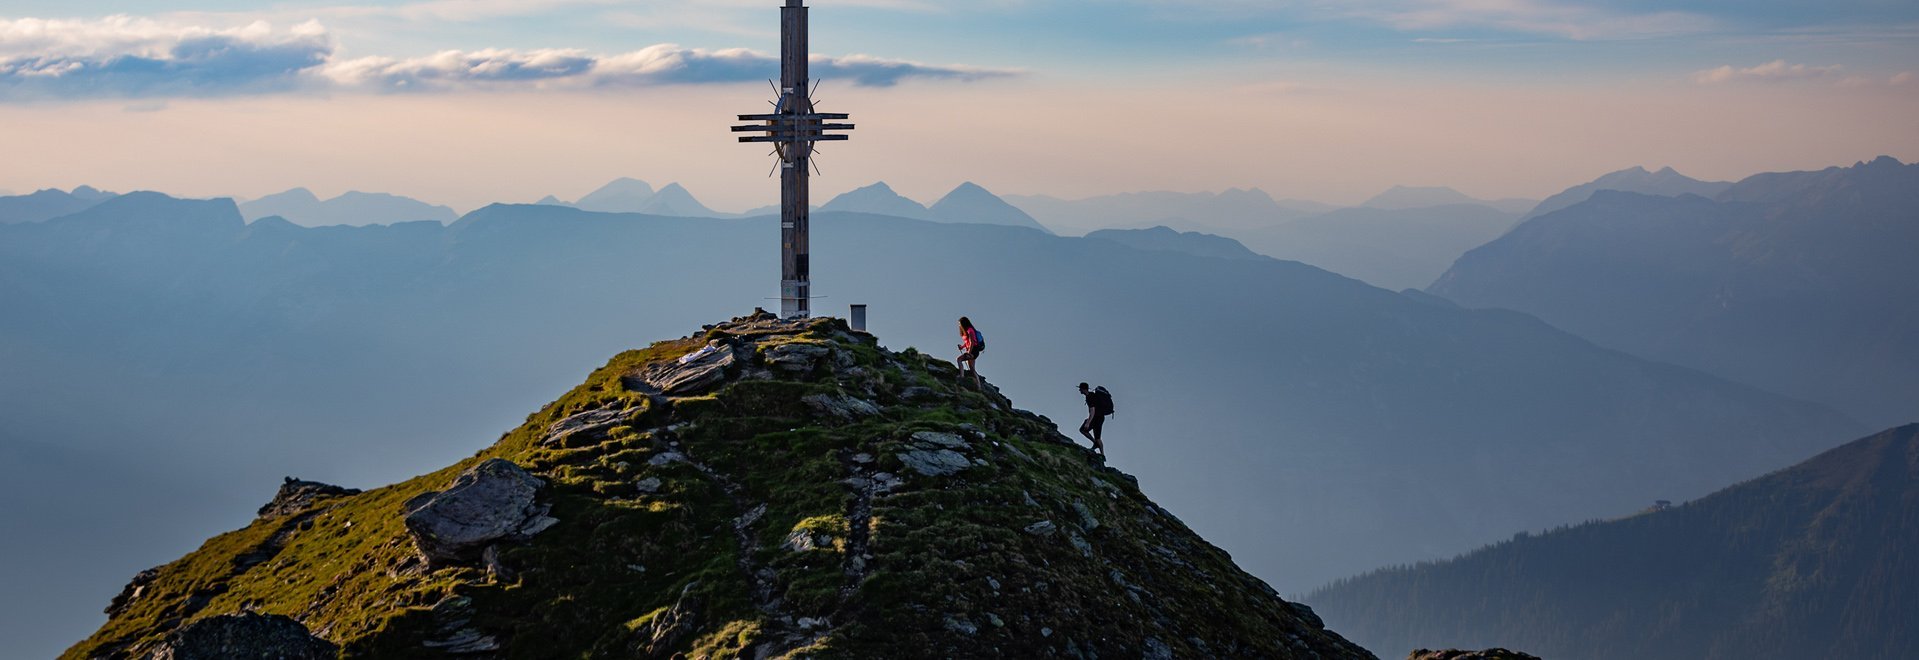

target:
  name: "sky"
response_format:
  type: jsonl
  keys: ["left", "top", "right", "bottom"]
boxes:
{"left": 1, "top": 0, "right": 1916, "bottom": 211}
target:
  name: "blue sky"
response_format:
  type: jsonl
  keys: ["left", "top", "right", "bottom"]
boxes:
{"left": 1, "top": 0, "right": 1915, "bottom": 208}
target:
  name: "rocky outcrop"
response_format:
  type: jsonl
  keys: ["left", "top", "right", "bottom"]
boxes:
{"left": 256, "top": 477, "right": 361, "bottom": 518}
{"left": 104, "top": 568, "right": 161, "bottom": 618}
{"left": 145, "top": 613, "right": 335, "bottom": 660}
{"left": 637, "top": 340, "right": 738, "bottom": 395}
{"left": 1408, "top": 649, "right": 1542, "bottom": 660}
{"left": 402, "top": 458, "right": 557, "bottom": 566}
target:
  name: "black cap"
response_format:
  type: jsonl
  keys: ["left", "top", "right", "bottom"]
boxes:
{"left": 1077, "top": 382, "right": 1089, "bottom": 389}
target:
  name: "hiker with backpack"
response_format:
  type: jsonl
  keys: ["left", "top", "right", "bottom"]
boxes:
{"left": 956, "top": 317, "right": 985, "bottom": 387}
{"left": 1079, "top": 382, "right": 1114, "bottom": 457}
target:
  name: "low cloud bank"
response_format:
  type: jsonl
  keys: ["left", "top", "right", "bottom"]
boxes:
{"left": 0, "top": 16, "right": 1018, "bottom": 101}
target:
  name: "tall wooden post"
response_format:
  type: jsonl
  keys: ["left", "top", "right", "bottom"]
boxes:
{"left": 734, "top": 0, "right": 854, "bottom": 319}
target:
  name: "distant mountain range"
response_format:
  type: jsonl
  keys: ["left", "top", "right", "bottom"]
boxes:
{"left": 1521, "top": 166, "right": 1731, "bottom": 221}
{"left": 1003, "top": 188, "right": 1334, "bottom": 236}
{"left": 1085, "top": 226, "right": 1264, "bottom": 261}
{"left": 1362, "top": 186, "right": 1536, "bottom": 214}
{"left": 0, "top": 186, "right": 116, "bottom": 224}
{"left": 796, "top": 180, "right": 1050, "bottom": 232}
{"left": 0, "top": 191, "right": 1868, "bottom": 654}
{"left": 537, "top": 177, "right": 725, "bottom": 217}
{"left": 1430, "top": 156, "right": 1919, "bottom": 428}
{"left": 1306, "top": 423, "right": 1919, "bottom": 660}
{"left": 239, "top": 188, "right": 458, "bottom": 226}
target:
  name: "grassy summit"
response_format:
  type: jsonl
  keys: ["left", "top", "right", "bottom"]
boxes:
{"left": 67, "top": 312, "right": 1371, "bottom": 659}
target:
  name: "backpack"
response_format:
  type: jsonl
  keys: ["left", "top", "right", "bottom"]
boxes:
{"left": 970, "top": 328, "right": 986, "bottom": 352}
{"left": 1092, "top": 386, "right": 1114, "bottom": 416}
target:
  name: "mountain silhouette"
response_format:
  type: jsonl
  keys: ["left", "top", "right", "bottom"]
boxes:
{"left": 1085, "top": 226, "right": 1263, "bottom": 261}
{"left": 573, "top": 177, "right": 657, "bottom": 213}
{"left": 64, "top": 313, "right": 1374, "bottom": 659}
{"left": 240, "top": 188, "right": 458, "bottom": 226}
{"left": 1522, "top": 166, "right": 1731, "bottom": 221}
{"left": 0, "top": 186, "right": 117, "bottom": 224}
{"left": 638, "top": 183, "right": 722, "bottom": 217}
{"left": 820, "top": 181, "right": 932, "bottom": 219}
{"left": 1004, "top": 188, "right": 1330, "bottom": 236}
{"left": 1430, "top": 156, "right": 1919, "bottom": 428}
{"left": 928, "top": 182, "right": 1051, "bottom": 233}
{"left": 1306, "top": 423, "right": 1919, "bottom": 660}
{"left": 0, "top": 196, "right": 1863, "bottom": 655}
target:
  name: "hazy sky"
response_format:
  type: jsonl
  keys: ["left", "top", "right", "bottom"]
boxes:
{"left": 2, "top": 0, "right": 1916, "bottom": 211}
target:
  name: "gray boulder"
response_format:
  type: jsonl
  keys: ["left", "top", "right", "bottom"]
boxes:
{"left": 403, "top": 459, "right": 558, "bottom": 565}
{"left": 145, "top": 613, "right": 336, "bottom": 660}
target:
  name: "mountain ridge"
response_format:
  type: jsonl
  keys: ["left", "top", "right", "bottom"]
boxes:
{"left": 1429, "top": 156, "right": 1919, "bottom": 427}
{"left": 1306, "top": 423, "right": 1919, "bottom": 659}
{"left": 64, "top": 312, "right": 1374, "bottom": 659}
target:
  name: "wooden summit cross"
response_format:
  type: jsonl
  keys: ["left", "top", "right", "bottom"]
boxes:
{"left": 732, "top": 0, "right": 856, "bottom": 319}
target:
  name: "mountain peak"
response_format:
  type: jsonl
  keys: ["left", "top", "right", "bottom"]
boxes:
{"left": 68, "top": 311, "right": 1372, "bottom": 659}
{"left": 575, "top": 177, "right": 657, "bottom": 213}
{"left": 255, "top": 187, "right": 320, "bottom": 204}
{"left": 820, "top": 182, "right": 929, "bottom": 219}
{"left": 929, "top": 182, "right": 1052, "bottom": 233}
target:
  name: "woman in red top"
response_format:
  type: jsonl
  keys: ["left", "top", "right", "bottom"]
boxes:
{"left": 956, "top": 316, "right": 983, "bottom": 387}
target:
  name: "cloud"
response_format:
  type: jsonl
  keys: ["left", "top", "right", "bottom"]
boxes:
{"left": 0, "top": 17, "right": 332, "bottom": 99}
{"left": 329, "top": 45, "right": 1019, "bottom": 91}
{"left": 0, "top": 16, "right": 1016, "bottom": 101}
{"left": 1336, "top": 0, "right": 1717, "bottom": 40}
{"left": 1158, "top": 0, "right": 1718, "bottom": 40}
{"left": 1894, "top": 72, "right": 1914, "bottom": 85}
{"left": 1692, "top": 59, "right": 1844, "bottom": 84}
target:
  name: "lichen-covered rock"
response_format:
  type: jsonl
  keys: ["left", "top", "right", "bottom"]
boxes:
{"left": 256, "top": 477, "right": 360, "bottom": 519}
{"left": 145, "top": 613, "right": 335, "bottom": 660}
{"left": 402, "top": 458, "right": 557, "bottom": 565}
{"left": 1408, "top": 649, "right": 1543, "bottom": 660}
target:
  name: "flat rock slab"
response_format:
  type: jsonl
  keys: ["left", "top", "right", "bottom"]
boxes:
{"left": 542, "top": 406, "right": 637, "bottom": 447}
{"left": 148, "top": 613, "right": 337, "bottom": 660}
{"left": 403, "top": 458, "right": 557, "bottom": 565}
{"left": 804, "top": 393, "right": 882, "bottom": 420}
{"left": 642, "top": 343, "right": 738, "bottom": 396}
{"left": 898, "top": 448, "right": 972, "bottom": 476}
{"left": 911, "top": 431, "right": 967, "bottom": 449}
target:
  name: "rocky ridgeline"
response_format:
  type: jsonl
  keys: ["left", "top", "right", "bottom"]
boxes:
{"left": 1407, "top": 650, "right": 1541, "bottom": 660}
{"left": 67, "top": 311, "right": 1374, "bottom": 659}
